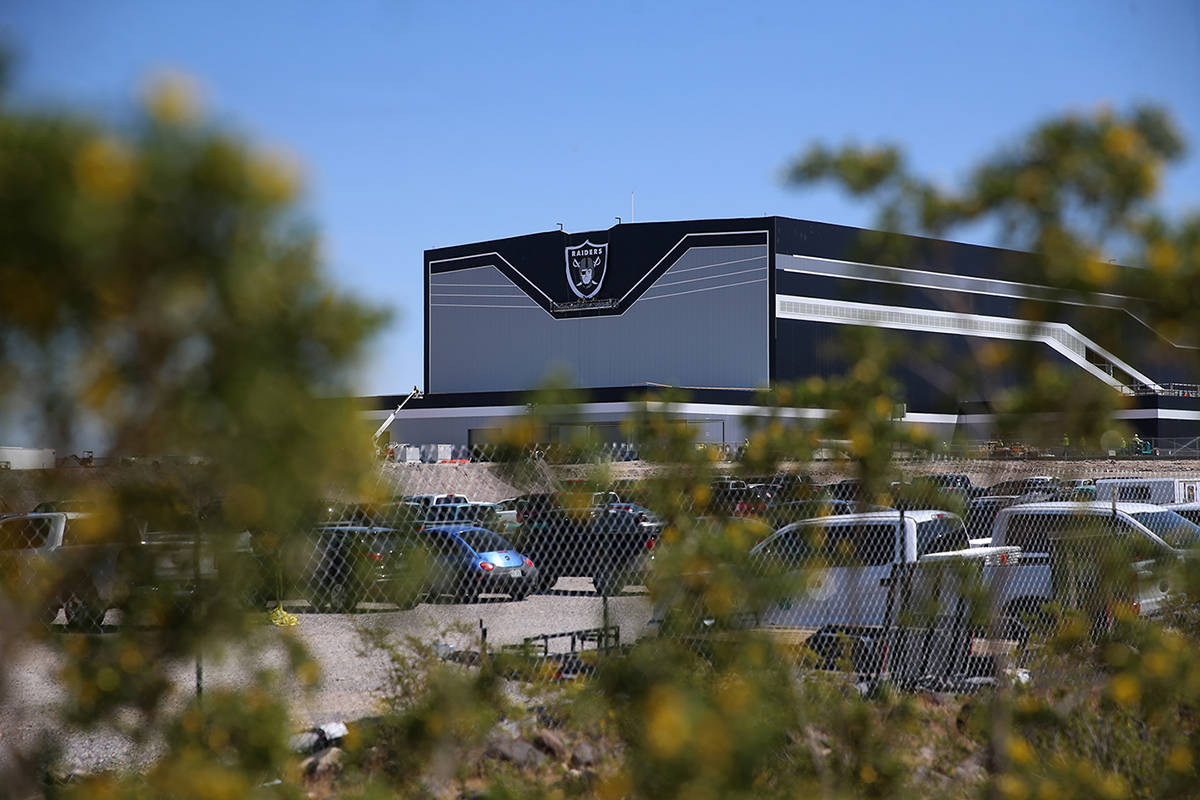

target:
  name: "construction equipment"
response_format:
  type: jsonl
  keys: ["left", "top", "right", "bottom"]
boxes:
{"left": 372, "top": 386, "right": 423, "bottom": 449}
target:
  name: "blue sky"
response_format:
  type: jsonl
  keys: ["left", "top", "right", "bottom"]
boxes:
{"left": 5, "top": 1, "right": 1200, "bottom": 398}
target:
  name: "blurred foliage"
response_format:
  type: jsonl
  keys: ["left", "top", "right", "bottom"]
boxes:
{"left": 595, "top": 635, "right": 798, "bottom": 800}
{"left": 0, "top": 53, "right": 384, "bottom": 796}
{"left": 948, "top": 609, "right": 1200, "bottom": 800}
{"left": 346, "top": 627, "right": 508, "bottom": 795}
{"left": 0, "top": 70, "right": 387, "bottom": 511}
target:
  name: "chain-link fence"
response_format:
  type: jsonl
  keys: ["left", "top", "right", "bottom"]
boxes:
{"left": 7, "top": 444, "right": 1200, "bottom": 787}
{"left": 375, "top": 436, "right": 1200, "bottom": 464}
{"left": 4, "top": 450, "right": 1200, "bottom": 690}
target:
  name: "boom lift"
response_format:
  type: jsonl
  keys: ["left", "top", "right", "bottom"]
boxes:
{"left": 372, "top": 386, "right": 423, "bottom": 450}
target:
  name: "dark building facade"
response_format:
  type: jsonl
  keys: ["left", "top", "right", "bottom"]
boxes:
{"left": 370, "top": 217, "right": 1200, "bottom": 446}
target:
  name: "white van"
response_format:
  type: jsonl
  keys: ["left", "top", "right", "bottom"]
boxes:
{"left": 1095, "top": 477, "right": 1200, "bottom": 506}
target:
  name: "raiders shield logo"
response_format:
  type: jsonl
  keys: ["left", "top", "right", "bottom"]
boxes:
{"left": 565, "top": 240, "right": 608, "bottom": 299}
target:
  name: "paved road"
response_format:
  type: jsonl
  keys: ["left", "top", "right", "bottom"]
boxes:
{"left": 0, "top": 578, "right": 655, "bottom": 775}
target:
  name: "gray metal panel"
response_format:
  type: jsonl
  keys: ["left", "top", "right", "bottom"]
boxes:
{"left": 428, "top": 266, "right": 541, "bottom": 309}
{"left": 385, "top": 407, "right": 750, "bottom": 447}
{"left": 428, "top": 245, "right": 769, "bottom": 393}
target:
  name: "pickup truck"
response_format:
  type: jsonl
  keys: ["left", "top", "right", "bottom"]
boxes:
{"left": 987, "top": 501, "right": 1200, "bottom": 634}
{"left": 509, "top": 502, "right": 661, "bottom": 595}
{"left": 751, "top": 510, "right": 993, "bottom": 631}
{"left": 743, "top": 510, "right": 1019, "bottom": 676}
{"left": 0, "top": 511, "right": 252, "bottom": 629}
{"left": 0, "top": 512, "right": 125, "bottom": 630}
{"left": 908, "top": 473, "right": 987, "bottom": 504}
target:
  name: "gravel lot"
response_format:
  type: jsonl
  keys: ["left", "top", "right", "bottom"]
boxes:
{"left": 5, "top": 456, "right": 1200, "bottom": 777}
{"left": 0, "top": 578, "right": 654, "bottom": 776}
{"left": 378, "top": 458, "right": 1200, "bottom": 503}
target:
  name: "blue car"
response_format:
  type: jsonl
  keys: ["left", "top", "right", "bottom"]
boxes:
{"left": 418, "top": 524, "right": 538, "bottom": 602}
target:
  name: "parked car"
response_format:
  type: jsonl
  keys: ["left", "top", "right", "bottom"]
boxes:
{"left": 590, "top": 491, "right": 623, "bottom": 507}
{"left": 963, "top": 495, "right": 1020, "bottom": 544}
{"left": 765, "top": 497, "right": 855, "bottom": 528}
{"left": 911, "top": 473, "right": 987, "bottom": 500}
{"left": 604, "top": 500, "right": 665, "bottom": 530}
{"left": 416, "top": 524, "right": 537, "bottom": 601}
{"left": 316, "top": 499, "right": 423, "bottom": 528}
{"left": 764, "top": 473, "right": 818, "bottom": 502}
{"left": 511, "top": 504, "right": 661, "bottom": 595}
{"left": 1062, "top": 478, "right": 1097, "bottom": 500}
{"left": 1010, "top": 480, "right": 1096, "bottom": 502}
{"left": 419, "top": 502, "right": 504, "bottom": 529}
{"left": 987, "top": 477, "right": 1059, "bottom": 496}
{"left": 824, "top": 479, "right": 865, "bottom": 503}
{"left": 708, "top": 479, "right": 768, "bottom": 517}
{"left": 494, "top": 498, "right": 521, "bottom": 526}
{"left": 298, "top": 523, "right": 417, "bottom": 612}
{"left": 513, "top": 493, "right": 563, "bottom": 524}
{"left": 401, "top": 494, "right": 470, "bottom": 514}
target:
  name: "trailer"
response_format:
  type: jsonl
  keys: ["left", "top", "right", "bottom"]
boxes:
{"left": 0, "top": 447, "right": 56, "bottom": 470}
{"left": 1095, "top": 477, "right": 1200, "bottom": 505}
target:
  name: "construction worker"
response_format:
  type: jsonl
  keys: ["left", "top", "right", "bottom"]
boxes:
{"left": 1061, "top": 433, "right": 1070, "bottom": 458}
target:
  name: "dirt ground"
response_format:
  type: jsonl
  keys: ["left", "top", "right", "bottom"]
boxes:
{"left": 3, "top": 457, "right": 1199, "bottom": 511}
{"left": 378, "top": 457, "right": 1200, "bottom": 503}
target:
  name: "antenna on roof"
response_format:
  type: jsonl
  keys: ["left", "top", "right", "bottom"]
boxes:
{"left": 614, "top": 216, "right": 621, "bottom": 225}
{"left": 556, "top": 222, "right": 564, "bottom": 231}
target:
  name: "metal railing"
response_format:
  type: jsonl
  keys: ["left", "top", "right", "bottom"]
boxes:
{"left": 1128, "top": 382, "right": 1200, "bottom": 397}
